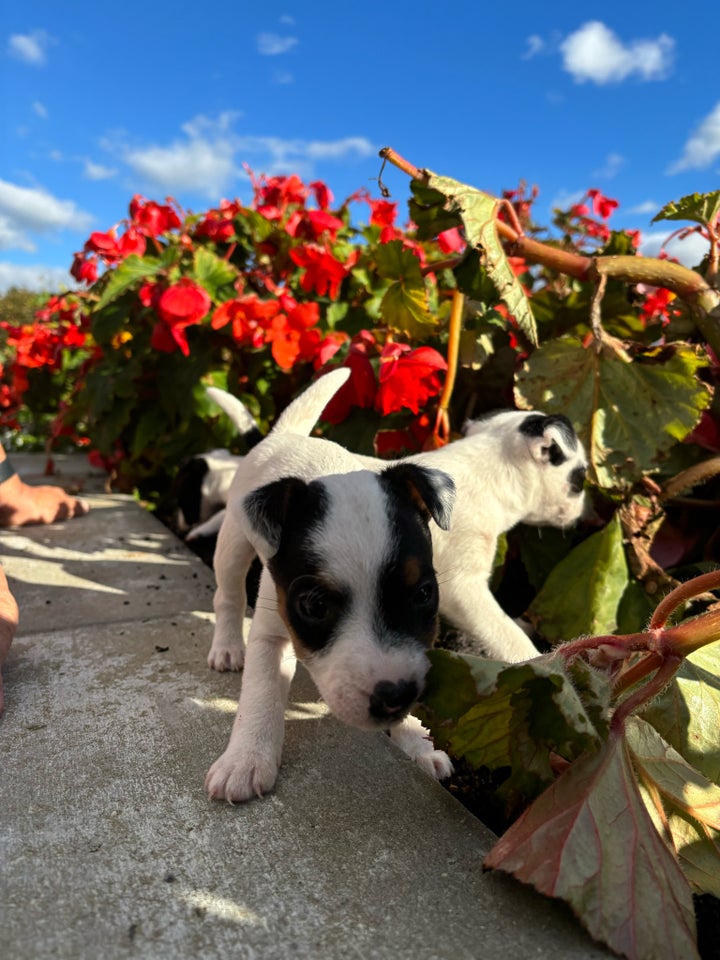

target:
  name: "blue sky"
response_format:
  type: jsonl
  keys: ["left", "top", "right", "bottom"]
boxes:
{"left": 1, "top": 2, "right": 717, "bottom": 293}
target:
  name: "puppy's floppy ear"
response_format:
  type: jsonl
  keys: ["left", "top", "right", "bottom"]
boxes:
{"left": 242, "top": 477, "right": 307, "bottom": 559}
{"left": 381, "top": 463, "right": 455, "bottom": 531}
{"left": 519, "top": 413, "right": 577, "bottom": 467}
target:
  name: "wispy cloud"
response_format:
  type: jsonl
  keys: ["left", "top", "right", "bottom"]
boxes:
{"left": 83, "top": 160, "right": 117, "bottom": 181}
{"left": 108, "top": 114, "right": 375, "bottom": 198}
{"left": 628, "top": 200, "right": 661, "bottom": 216}
{"left": 32, "top": 101, "right": 48, "bottom": 119}
{"left": 668, "top": 101, "right": 720, "bottom": 173}
{"left": 256, "top": 32, "right": 298, "bottom": 56}
{"left": 7, "top": 29, "right": 55, "bottom": 66}
{"left": 0, "top": 179, "right": 93, "bottom": 253}
{"left": 561, "top": 21, "right": 674, "bottom": 85}
{"left": 592, "top": 152, "right": 624, "bottom": 179}
{"left": 522, "top": 35, "right": 544, "bottom": 60}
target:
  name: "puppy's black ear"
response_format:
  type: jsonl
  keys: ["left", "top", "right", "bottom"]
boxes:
{"left": 381, "top": 464, "right": 455, "bottom": 531}
{"left": 519, "top": 413, "right": 577, "bottom": 466}
{"left": 242, "top": 477, "right": 307, "bottom": 557}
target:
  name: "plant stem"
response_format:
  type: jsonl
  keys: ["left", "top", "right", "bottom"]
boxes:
{"left": 649, "top": 569, "right": 720, "bottom": 628}
{"left": 611, "top": 654, "right": 683, "bottom": 733}
{"left": 378, "top": 146, "right": 720, "bottom": 355}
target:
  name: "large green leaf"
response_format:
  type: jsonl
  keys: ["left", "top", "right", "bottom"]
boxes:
{"left": 515, "top": 335, "right": 711, "bottom": 489}
{"left": 652, "top": 191, "right": 720, "bottom": 229}
{"left": 485, "top": 732, "right": 699, "bottom": 960}
{"left": 95, "top": 255, "right": 163, "bottom": 310}
{"left": 375, "top": 240, "right": 435, "bottom": 336}
{"left": 641, "top": 641, "right": 720, "bottom": 784}
{"left": 192, "top": 246, "right": 238, "bottom": 300}
{"left": 418, "top": 649, "right": 607, "bottom": 803}
{"left": 411, "top": 172, "right": 538, "bottom": 346}
{"left": 627, "top": 717, "right": 720, "bottom": 897}
{"left": 528, "top": 513, "right": 629, "bottom": 643}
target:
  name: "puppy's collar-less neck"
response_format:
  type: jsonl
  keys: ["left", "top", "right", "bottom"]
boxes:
{"left": 0, "top": 458, "right": 16, "bottom": 484}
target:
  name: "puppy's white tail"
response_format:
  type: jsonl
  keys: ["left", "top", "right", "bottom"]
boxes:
{"left": 273, "top": 368, "right": 350, "bottom": 436}
{"left": 206, "top": 387, "right": 263, "bottom": 445}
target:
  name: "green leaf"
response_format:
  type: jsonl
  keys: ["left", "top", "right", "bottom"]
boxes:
{"left": 641, "top": 641, "right": 720, "bottom": 784}
{"left": 628, "top": 717, "right": 720, "bottom": 897}
{"left": 515, "top": 335, "right": 711, "bottom": 489}
{"left": 376, "top": 240, "right": 435, "bottom": 336}
{"left": 652, "top": 191, "right": 720, "bottom": 228}
{"left": 528, "top": 514, "right": 629, "bottom": 643}
{"left": 420, "top": 172, "right": 538, "bottom": 346}
{"left": 192, "top": 246, "right": 238, "bottom": 300}
{"left": 485, "top": 732, "right": 699, "bottom": 960}
{"left": 95, "top": 255, "right": 163, "bottom": 310}
{"left": 418, "top": 649, "right": 607, "bottom": 804}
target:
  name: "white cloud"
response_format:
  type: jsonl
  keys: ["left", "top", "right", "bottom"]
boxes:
{"left": 32, "top": 101, "right": 48, "bottom": 119}
{"left": 639, "top": 229, "right": 710, "bottom": 268}
{"left": 592, "top": 152, "right": 624, "bottom": 179}
{"left": 124, "top": 138, "right": 237, "bottom": 198}
{"left": 7, "top": 29, "right": 54, "bottom": 66}
{"left": 522, "top": 35, "right": 544, "bottom": 60}
{"left": 112, "top": 115, "right": 375, "bottom": 198}
{"left": 668, "top": 101, "right": 720, "bottom": 173}
{"left": 0, "top": 262, "right": 73, "bottom": 294}
{"left": 0, "top": 180, "right": 93, "bottom": 253}
{"left": 561, "top": 21, "right": 674, "bottom": 84}
{"left": 83, "top": 160, "right": 117, "bottom": 181}
{"left": 274, "top": 70, "right": 295, "bottom": 85}
{"left": 257, "top": 32, "right": 297, "bottom": 55}
{"left": 628, "top": 200, "right": 662, "bottom": 216}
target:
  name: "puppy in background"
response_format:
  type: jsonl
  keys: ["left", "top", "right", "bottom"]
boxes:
{"left": 204, "top": 369, "right": 457, "bottom": 803}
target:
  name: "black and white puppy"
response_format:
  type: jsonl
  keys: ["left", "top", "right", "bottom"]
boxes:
{"left": 208, "top": 383, "right": 588, "bottom": 664}
{"left": 205, "top": 369, "right": 456, "bottom": 803}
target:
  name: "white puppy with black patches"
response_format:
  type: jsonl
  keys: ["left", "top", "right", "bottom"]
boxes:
{"left": 383, "top": 409, "right": 588, "bottom": 662}
{"left": 205, "top": 369, "right": 456, "bottom": 803}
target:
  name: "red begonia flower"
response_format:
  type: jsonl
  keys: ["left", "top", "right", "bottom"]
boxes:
{"left": 285, "top": 209, "right": 345, "bottom": 242}
{"left": 321, "top": 336, "right": 378, "bottom": 425}
{"left": 117, "top": 227, "right": 147, "bottom": 259}
{"left": 289, "top": 244, "right": 358, "bottom": 300}
{"left": 70, "top": 253, "right": 98, "bottom": 285}
{"left": 129, "top": 195, "right": 182, "bottom": 236}
{"left": 150, "top": 279, "right": 211, "bottom": 356}
{"left": 368, "top": 199, "right": 397, "bottom": 229}
{"left": 84, "top": 230, "right": 121, "bottom": 263}
{"left": 375, "top": 343, "right": 446, "bottom": 416}
{"left": 309, "top": 180, "right": 333, "bottom": 211}
{"left": 211, "top": 295, "right": 280, "bottom": 348}
{"left": 587, "top": 189, "right": 619, "bottom": 220}
{"left": 437, "top": 227, "right": 466, "bottom": 254}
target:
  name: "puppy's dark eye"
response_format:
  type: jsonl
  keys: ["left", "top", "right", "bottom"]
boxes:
{"left": 414, "top": 578, "right": 438, "bottom": 610}
{"left": 295, "top": 589, "right": 330, "bottom": 623}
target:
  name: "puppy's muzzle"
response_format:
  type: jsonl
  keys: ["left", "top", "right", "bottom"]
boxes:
{"left": 369, "top": 679, "right": 419, "bottom": 724}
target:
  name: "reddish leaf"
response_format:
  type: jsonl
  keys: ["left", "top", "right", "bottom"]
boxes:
{"left": 484, "top": 732, "right": 698, "bottom": 960}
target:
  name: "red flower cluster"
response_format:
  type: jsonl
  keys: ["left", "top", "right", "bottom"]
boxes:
{"left": 321, "top": 332, "right": 447, "bottom": 449}
{"left": 211, "top": 290, "right": 346, "bottom": 371}
{"left": 140, "top": 279, "right": 211, "bottom": 356}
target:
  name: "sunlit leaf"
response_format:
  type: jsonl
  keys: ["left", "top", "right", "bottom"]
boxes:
{"left": 95, "top": 255, "right": 163, "bottom": 310}
{"left": 628, "top": 718, "right": 720, "bottom": 897}
{"left": 192, "top": 246, "right": 237, "bottom": 300}
{"left": 412, "top": 173, "right": 538, "bottom": 346}
{"left": 641, "top": 641, "right": 720, "bottom": 784}
{"left": 418, "top": 649, "right": 607, "bottom": 804}
{"left": 515, "top": 335, "right": 711, "bottom": 489}
{"left": 652, "top": 191, "right": 720, "bottom": 228}
{"left": 485, "top": 732, "right": 699, "bottom": 960}
{"left": 375, "top": 240, "right": 435, "bottom": 336}
{"left": 528, "top": 514, "right": 629, "bottom": 643}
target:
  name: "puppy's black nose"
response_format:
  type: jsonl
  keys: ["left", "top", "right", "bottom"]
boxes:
{"left": 369, "top": 679, "right": 419, "bottom": 723}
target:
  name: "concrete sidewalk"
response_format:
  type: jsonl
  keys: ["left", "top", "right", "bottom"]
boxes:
{"left": 0, "top": 464, "right": 607, "bottom": 959}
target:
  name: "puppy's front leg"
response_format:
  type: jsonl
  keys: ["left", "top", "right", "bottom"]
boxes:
{"left": 442, "top": 577, "right": 541, "bottom": 662}
{"left": 206, "top": 574, "right": 297, "bottom": 802}
{"left": 208, "top": 509, "right": 256, "bottom": 671}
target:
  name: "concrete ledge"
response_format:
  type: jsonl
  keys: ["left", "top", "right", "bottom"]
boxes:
{"left": 0, "top": 490, "right": 608, "bottom": 959}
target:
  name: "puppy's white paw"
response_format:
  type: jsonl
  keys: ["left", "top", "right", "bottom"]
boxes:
{"left": 389, "top": 715, "right": 454, "bottom": 780}
{"left": 207, "top": 639, "right": 245, "bottom": 672}
{"left": 205, "top": 748, "right": 279, "bottom": 803}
